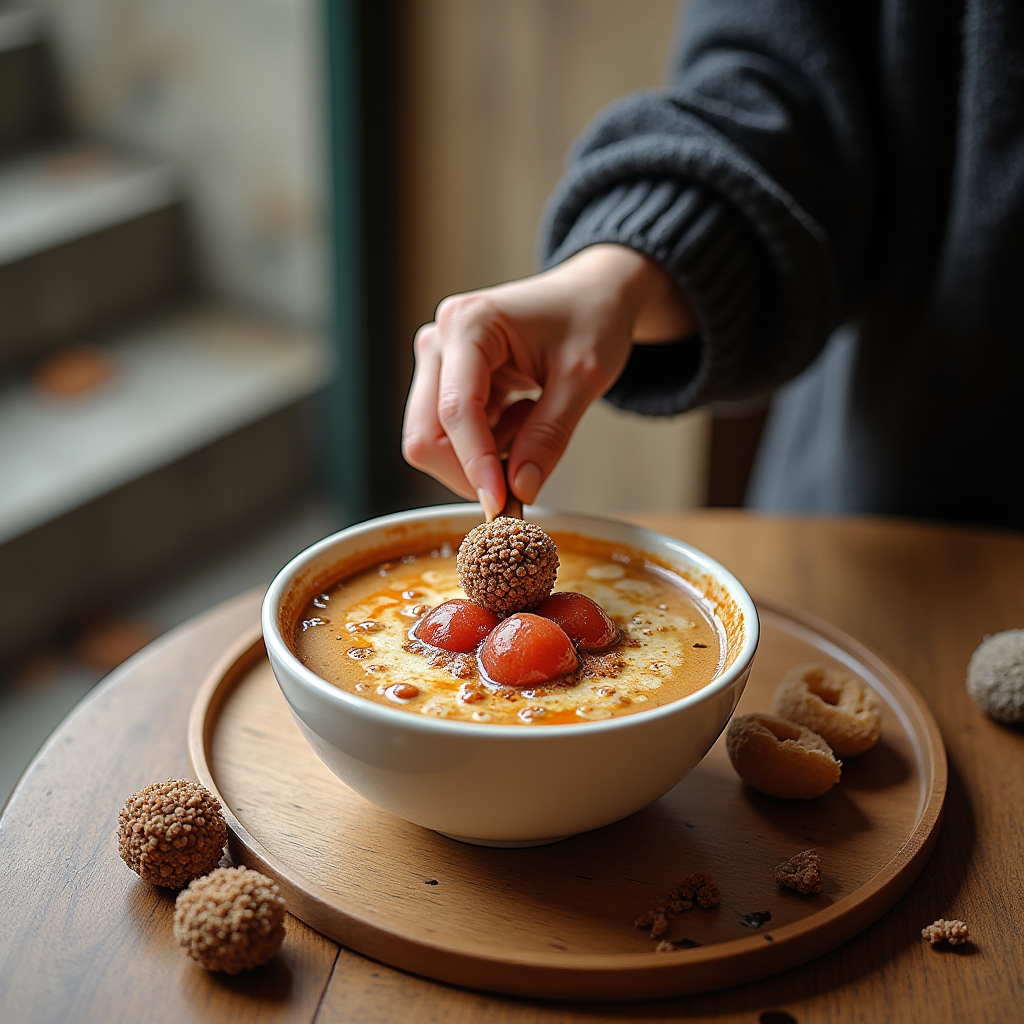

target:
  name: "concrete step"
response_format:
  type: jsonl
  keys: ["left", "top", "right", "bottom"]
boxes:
{"left": 0, "top": 305, "right": 331, "bottom": 660}
{"left": 0, "top": 305, "right": 330, "bottom": 544}
{"left": 0, "top": 143, "right": 184, "bottom": 369}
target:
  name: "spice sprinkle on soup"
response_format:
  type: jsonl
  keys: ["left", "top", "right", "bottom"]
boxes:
{"left": 292, "top": 534, "right": 723, "bottom": 726}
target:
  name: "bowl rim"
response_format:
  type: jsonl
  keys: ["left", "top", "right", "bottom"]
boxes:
{"left": 261, "top": 504, "right": 759, "bottom": 738}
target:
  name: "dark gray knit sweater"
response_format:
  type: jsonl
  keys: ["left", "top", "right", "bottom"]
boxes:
{"left": 540, "top": 0, "right": 1024, "bottom": 529}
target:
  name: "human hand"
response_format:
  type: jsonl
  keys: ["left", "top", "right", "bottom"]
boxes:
{"left": 402, "top": 243, "right": 696, "bottom": 518}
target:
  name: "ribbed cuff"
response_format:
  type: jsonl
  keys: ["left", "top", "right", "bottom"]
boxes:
{"left": 538, "top": 99, "right": 841, "bottom": 414}
{"left": 542, "top": 177, "right": 767, "bottom": 415}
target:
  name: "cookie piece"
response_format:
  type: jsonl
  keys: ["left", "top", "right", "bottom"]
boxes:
{"left": 118, "top": 779, "right": 227, "bottom": 888}
{"left": 457, "top": 517, "right": 558, "bottom": 616}
{"left": 771, "top": 663, "right": 882, "bottom": 757}
{"left": 174, "top": 866, "right": 286, "bottom": 973}
{"left": 726, "top": 713, "right": 841, "bottom": 799}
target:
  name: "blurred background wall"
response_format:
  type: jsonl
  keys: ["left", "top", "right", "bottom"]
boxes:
{"left": 31, "top": 0, "right": 328, "bottom": 328}
{"left": 0, "top": 0, "right": 335, "bottom": 800}
{"left": 0, "top": 0, "right": 331, "bottom": 666}
{"left": 1, "top": 0, "right": 765, "bottom": 803}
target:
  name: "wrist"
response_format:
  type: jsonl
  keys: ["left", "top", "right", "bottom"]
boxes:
{"left": 558, "top": 244, "right": 696, "bottom": 341}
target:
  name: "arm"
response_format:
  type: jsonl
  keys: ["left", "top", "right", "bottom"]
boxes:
{"left": 404, "top": 0, "right": 877, "bottom": 509}
{"left": 542, "top": 0, "right": 877, "bottom": 411}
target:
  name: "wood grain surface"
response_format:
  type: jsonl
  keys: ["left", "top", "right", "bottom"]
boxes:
{"left": 2, "top": 512, "right": 1022, "bottom": 1023}
{"left": 188, "top": 601, "right": 943, "bottom": 1000}
{"left": 0, "top": 592, "right": 338, "bottom": 1023}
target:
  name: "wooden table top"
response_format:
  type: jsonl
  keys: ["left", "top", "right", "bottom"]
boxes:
{"left": 2, "top": 511, "right": 1022, "bottom": 1024}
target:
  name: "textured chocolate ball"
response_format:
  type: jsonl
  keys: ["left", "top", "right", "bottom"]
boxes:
{"left": 456, "top": 517, "right": 559, "bottom": 616}
{"left": 174, "top": 866, "right": 286, "bottom": 973}
{"left": 966, "top": 628, "right": 1024, "bottom": 723}
{"left": 118, "top": 779, "right": 227, "bottom": 888}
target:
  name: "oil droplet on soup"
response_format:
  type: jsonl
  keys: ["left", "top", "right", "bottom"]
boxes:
{"left": 292, "top": 533, "right": 724, "bottom": 726}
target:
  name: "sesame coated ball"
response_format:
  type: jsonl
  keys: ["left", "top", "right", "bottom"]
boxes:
{"left": 118, "top": 779, "right": 227, "bottom": 888}
{"left": 457, "top": 517, "right": 559, "bottom": 616}
{"left": 174, "top": 866, "right": 286, "bottom": 974}
{"left": 966, "top": 628, "right": 1024, "bottom": 723}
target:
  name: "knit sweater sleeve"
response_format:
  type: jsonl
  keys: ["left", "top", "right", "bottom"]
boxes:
{"left": 539, "top": 0, "right": 877, "bottom": 414}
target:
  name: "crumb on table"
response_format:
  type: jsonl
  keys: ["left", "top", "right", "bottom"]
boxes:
{"left": 774, "top": 849, "right": 823, "bottom": 894}
{"left": 922, "top": 919, "right": 969, "bottom": 946}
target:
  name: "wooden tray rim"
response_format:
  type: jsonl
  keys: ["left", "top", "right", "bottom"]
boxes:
{"left": 187, "top": 597, "right": 947, "bottom": 1000}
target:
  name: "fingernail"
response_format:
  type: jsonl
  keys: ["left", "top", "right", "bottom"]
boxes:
{"left": 477, "top": 487, "right": 501, "bottom": 522}
{"left": 512, "top": 462, "right": 542, "bottom": 505}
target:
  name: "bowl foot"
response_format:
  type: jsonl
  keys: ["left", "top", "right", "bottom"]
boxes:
{"left": 436, "top": 831, "right": 573, "bottom": 848}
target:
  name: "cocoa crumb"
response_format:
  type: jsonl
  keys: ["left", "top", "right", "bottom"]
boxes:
{"left": 676, "top": 872, "right": 720, "bottom": 909}
{"left": 447, "top": 654, "right": 475, "bottom": 679}
{"left": 774, "top": 849, "right": 823, "bottom": 895}
{"left": 922, "top": 919, "right": 969, "bottom": 946}
{"left": 458, "top": 681, "right": 486, "bottom": 703}
{"left": 634, "top": 872, "right": 720, "bottom": 939}
{"left": 408, "top": 639, "right": 478, "bottom": 680}
{"left": 652, "top": 913, "right": 669, "bottom": 937}
{"left": 580, "top": 651, "right": 627, "bottom": 678}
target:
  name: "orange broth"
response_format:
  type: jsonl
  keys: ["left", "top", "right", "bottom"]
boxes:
{"left": 292, "top": 533, "right": 723, "bottom": 726}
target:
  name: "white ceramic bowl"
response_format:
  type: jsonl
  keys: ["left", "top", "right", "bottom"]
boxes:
{"left": 262, "top": 505, "right": 759, "bottom": 846}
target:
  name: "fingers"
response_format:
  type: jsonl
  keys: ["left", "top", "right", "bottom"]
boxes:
{"left": 506, "top": 356, "right": 606, "bottom": 504}
{"left": 485, "top": 367, "right": 538, "bottom": 426}
{"left": 402, "top": 324, "right": 477, "bottom": 500}
{"left": 435, "top": 319, "right": 507, "bottom": 520}
{"left": 404, "top": 308, "right": 519, "bottom": 518}
{"left": 406, "top": 323, "right": 610, "bottom": 510}
{"left": 403, "top": 263, "right": 634, "bottom": 513}
{"left": 493, "top": 399, "right": 536, "bottom": 455}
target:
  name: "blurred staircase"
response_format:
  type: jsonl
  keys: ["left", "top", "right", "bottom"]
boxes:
{"left": 0, "top": 7, "right": 330, "bottom": 661}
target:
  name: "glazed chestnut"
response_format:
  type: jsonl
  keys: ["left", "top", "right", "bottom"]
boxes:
{"left": 414, "top": 599, "right": 499, "bottom": 653}
{"left": 479, "top": 613, "right": 578, "bottom": 687}
{"left": 536, "top": 592, "right": 619, "bottom": 651}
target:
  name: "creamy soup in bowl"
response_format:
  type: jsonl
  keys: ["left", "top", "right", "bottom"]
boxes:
{"left": 263, "top": 505, "right": 758, "bottom": 846}
{"left": 293, "top": 535, "right": 723, "bottom": 726}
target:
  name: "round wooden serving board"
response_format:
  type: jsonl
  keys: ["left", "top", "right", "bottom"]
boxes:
{"left": 187, "top": 598, "right": 945, "bottom": 1001}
